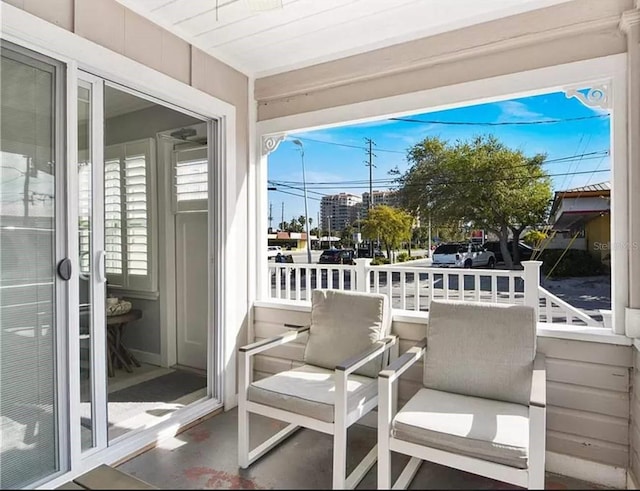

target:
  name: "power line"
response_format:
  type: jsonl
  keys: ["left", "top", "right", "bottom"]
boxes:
{"left": 268, "top": 180, "right": 328, "bottom": 197}
{"left": 390, "top": 114, "right": 609, "bottom": 126}
{"left": 292, "top": 136, "right": 405, "bottom": 154}
{"left": 276, "top": 168, "right": 609, "bottom": 191}
{"left": 270, "top": 150, "right": 610, "bottom": 187}
{"left": 269, "top": 187, "right": 323, "bottom": 201}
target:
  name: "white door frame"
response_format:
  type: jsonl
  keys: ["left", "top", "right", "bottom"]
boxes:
{"left": 255, "top": 53, "right": 628, "bottom": 337}
{"left": 1, "top": 5, "right": 238, "bottom": 487}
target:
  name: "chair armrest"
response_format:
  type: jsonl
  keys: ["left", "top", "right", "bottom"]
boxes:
{"left": 379, "top": 337, "right": 427, "bottom": 383}
{"left": 284, "top": 323, "right": 310, "bottom": 330}
{"left": 239, "top": 326, "right": 310, "bottom": 357}
{"left": 335, "top": 336, "right": 398, "bottom": 375}
{"left": 530, "top": 352, "right": 546, "bottom": 408}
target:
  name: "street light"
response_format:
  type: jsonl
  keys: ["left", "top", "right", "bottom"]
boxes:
{"left": 291, "top": 139, "right": 312, "bottom": 264}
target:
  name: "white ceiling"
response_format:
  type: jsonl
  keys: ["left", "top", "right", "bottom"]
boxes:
{"left": 116, "top": 0, "right": 574, "bottom": 78}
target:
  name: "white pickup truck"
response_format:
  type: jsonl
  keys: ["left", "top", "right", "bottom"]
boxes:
{"left": 267, "top": 245, "right": 282, "bottom": 259}
{"left": 432, "top": 242, "right": 496, "bottom": 269}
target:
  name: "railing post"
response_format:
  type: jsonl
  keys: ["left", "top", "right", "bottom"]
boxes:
{"left": 522, "top": 261, "right": 543, "bottom": 321}
{"left": 355, "top": 258, "right": 372, "bottom": 292}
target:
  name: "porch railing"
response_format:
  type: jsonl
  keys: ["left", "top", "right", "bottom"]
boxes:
{"left": 267, "top": 260, "right": 603, "bottom": 326}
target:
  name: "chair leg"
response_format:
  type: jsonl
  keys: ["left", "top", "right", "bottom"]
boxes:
{"left": 332, "top": 424, "right": 347, "bottom": 489}
{"left": 377, "top": 438, "right": 391, "bottom": 490}
{"left": 238, "top": 403, "right": 250, "bottom": 468}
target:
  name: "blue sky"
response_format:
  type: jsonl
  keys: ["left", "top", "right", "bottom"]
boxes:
{"left": 267, "top": 90, "right": 610, "bottom": 228}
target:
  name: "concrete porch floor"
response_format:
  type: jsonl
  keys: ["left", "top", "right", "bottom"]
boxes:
{"left": 117, "top": 408, "right": 610, "bottom": 490}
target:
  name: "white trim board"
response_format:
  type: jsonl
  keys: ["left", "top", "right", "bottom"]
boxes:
{"left": 546, "top": 451, "right": 627, "bottom": 489}
{"left": 255, "top": 53, "right": 628, "bottom": 340}
{"left": 256, "top": 54, "right": 625, "bottom": 134}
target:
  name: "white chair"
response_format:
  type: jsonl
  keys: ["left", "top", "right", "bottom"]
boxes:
{"left": 378, "top": 299, "right": 546, "bottom": 490}
{"left": 238, "top": 289, "right": 396, "bottom": 489}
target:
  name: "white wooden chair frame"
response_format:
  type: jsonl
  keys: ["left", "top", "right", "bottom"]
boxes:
{"left": 239, "top": 323, "right": 398, "bottom": 489}
{"left": 377, "top": 338, "right": 547, "bottom": 490}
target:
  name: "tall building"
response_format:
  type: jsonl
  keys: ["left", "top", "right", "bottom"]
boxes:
{"left": 362, "top": 190, "right": 400, "bottom": 210}
{"left": 320, "top": 193, "right": 362, "bottom": 233}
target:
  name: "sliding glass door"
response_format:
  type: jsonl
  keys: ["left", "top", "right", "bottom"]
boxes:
{"left": 0, "top": 41, "right": 66, "bottom": 489}
{"left": 77, "top": 73, "right": 107, "bottom": 453}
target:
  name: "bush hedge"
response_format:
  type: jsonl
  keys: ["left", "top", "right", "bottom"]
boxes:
{"left": 538, "top": 249, "right": 608, "bottom": 278}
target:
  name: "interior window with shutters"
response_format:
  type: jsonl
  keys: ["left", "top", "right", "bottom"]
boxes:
{"left": 173, "top": 145, "right": 207, "bottom": 212}
{"left": 104, "top": 138, "right": 156, "bottom": 293}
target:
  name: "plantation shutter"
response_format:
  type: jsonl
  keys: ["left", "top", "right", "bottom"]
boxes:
{"left": 105, "top": 138, "right": 156, "bottom": 293}
{"left": 173, "top": 146, "right": 208, "bottom": 212}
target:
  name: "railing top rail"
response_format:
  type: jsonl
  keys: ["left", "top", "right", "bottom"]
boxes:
{"left": 363, "top": 265, "right": 525, "bottom": 277}
{"left": 269, "top": 263, "right": 357, "bottom": 271}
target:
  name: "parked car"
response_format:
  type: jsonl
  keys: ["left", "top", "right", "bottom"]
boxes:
{"left": 431, "top": 242, "right": 496, "bottom": 268}
{"left": 319, "top": 248, "right": 356, "bottom": 265}
{"left": 267, "top": 245, "right": 282, "bottom": 258}
{"left": 482, "top": 240, "right": 534, "bottom": 264}
{"left": 356, "top": 246, "right": 385, "bottom": 259}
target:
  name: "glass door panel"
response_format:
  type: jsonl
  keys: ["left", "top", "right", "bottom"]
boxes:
{"left": 77, "top": 73, "right": 107, "bottom": 454}
{"left": 0, "top": 41, "right": 64, "bottom": 488}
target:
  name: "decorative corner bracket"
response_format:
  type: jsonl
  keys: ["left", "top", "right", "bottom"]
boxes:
{"left": 262, "top": 134, "right": 286, "bottom": 156}
{"left": 563, "top": 84, "right": 611, "bottom": 111}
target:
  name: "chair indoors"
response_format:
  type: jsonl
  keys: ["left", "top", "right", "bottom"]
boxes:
{"left": 238, "top": 289, "right": 396, "bottom": 489}
{"left": 378, "top": 299, "right": 546, "bottom": 490}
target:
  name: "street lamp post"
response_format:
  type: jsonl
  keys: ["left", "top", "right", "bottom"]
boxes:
{"left": 291, "top": 139, "right": 312, "bottom": 264}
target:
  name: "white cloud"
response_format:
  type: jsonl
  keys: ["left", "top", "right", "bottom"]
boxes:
{"left": 496, "top": 100, "right": 547, "bottom": 121}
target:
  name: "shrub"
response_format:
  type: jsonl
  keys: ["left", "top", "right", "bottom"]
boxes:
{"left": 371, "top": 258, "right": 391, "bottom": 266}
{"left": 538, "top": 249, "right": 608, "bottom": 278}
{"left": 523, "top": 230, "right": 548, "bottom": 247}
{"left": 397, "top": 252, "right": 409, "bottom": 262}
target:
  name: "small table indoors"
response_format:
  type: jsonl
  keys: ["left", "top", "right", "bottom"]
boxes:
{"left": 106, "top": 309, "right": 142, "bottom": 377}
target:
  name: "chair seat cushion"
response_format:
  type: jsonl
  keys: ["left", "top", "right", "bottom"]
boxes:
{"left": 392, "top": 388, "right": 529, "bottom": 469}
{"left": 248, "top": 365, "right": 377, "bottom": 423}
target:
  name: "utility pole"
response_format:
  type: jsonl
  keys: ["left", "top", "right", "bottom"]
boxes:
{"left": 269, "top": 202, "right": 273, "bottom": 231}
{"left": 281, "top": 202, "right": 284, "bottom": 231}
{"left": 364, "top": 138, "right": 376, "bottom": 256}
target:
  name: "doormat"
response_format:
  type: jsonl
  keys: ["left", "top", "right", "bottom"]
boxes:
{"left": 108, "top": 369, "right": 207, "bottom": 403}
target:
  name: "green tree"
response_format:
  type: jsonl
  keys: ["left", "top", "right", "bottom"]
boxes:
{"left": 397, "top": 135, "right": 552, "bottom": 268}
{"left": 340, "top": 223, "right": 355, "bottom": 247}
{"left": 361, "top": 205, "right": 413, "bottom": 262}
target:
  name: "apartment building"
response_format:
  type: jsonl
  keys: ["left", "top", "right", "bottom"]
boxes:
{"left": 319, "top": 193, "right": 362, "bottom": 232}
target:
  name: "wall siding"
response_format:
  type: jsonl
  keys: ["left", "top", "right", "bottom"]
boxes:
{"left": 255, "top": 0, "right": 631, "bottom": 121}
{"left": 253, "top": 305, "right": 632, "bottom": 468}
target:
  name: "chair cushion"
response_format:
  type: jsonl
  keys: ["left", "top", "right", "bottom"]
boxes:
{"left": 392, "top": 388, "right": 529, "bottom": 469}
{"left": 247, "top": 364, "right": 377, "bottom": 423}
{"left": 304, "top": 289, "right": 392, "bottom": 378}
{"left": 425, "top": 299, "right": 536, "bottom": 406}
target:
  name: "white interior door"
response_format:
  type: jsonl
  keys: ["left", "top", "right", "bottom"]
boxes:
{"left": 175, "top": 211, "right": 208, "bottom": 370}
{"left": 173, "top": 144, "right": 208, "bottom": 371}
